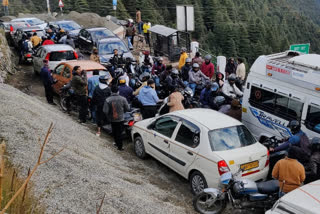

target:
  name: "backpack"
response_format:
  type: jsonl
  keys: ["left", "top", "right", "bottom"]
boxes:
{"left": 22, "top": 40, "right": 29, "bottom": 51}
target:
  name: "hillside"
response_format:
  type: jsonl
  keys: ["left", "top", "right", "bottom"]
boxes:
{"left": 7, "top": 0, "right": 320, "bottom": 63}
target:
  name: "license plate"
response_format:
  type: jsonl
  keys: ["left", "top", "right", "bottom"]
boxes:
{"left": 27, "top": 58, "right": 32, "bottom": 61}
{"left": 241, "top": 160, "right": 259, "bottom": 171}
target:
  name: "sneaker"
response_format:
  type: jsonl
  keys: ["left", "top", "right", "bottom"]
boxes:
{"left": 96, "top": 132, "right": 101, "bottom": 137}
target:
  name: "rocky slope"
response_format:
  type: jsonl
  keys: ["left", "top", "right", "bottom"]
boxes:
{"left": 0, "top": 31, "right": 15, "bottom": 83}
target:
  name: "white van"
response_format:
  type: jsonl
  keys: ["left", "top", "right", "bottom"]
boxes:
{"left": 242, "top": 51, "right": 320, "bottom": 142}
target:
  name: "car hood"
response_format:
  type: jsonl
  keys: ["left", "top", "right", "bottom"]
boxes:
{"left": 99, "top": 52, "right": 134, "bottom": 63}
{"left": 69, "top": 29, "right": 81, "bottom": 37}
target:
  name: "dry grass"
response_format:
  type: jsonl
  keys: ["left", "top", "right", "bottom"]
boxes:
{"left": 1, "top": 160, "right": 46, "bottom": 214}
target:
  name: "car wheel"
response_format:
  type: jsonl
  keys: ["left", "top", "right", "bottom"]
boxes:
{"left": 134, "top": 136, "right": 147, "bottom": 159}
{"left": 190, "top": 171, "right": 208, "bottom": 195}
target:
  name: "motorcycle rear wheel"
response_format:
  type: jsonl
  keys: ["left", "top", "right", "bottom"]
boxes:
{"left": 193, "top": 192, "right": 226, "bottom": 214}
{"left": 60, "top": 96, "right": 69, "bottom": 112}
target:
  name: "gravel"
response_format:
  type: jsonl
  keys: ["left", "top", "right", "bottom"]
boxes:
{"left": 0, "top": 83, "right": 195, "bottom": 214}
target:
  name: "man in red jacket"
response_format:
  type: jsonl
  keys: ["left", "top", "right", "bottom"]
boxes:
{"left": 201, "top": 54, "right": 215, "bottom": 79}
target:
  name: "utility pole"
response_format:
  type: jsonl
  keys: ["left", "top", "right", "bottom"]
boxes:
{"left": 46, "top": 0, "right": 51, "bottom": 14}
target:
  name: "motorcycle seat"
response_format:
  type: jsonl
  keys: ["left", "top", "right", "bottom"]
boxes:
{"left": 257, "top": 180, "right": 279, "bottom": 194}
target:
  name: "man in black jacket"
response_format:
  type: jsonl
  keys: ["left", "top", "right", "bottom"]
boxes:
{"left": 40, "top": 60, "right": 56, "bottom": 105}
{"left": 92, "top": 74, "right": 112, "bottom": 137}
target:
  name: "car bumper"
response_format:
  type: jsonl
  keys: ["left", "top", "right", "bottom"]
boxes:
{"left": 242, "top": 166, "right": 269, "bottom": 182}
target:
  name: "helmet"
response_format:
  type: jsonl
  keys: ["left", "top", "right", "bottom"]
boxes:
{"left": 211, "top": 82, "right": 219, "bottom": 92}
{"left": 205, "top": 80, "right": 212, "bottom": 87}
{"left": 158, "top": 57, "right": 164, "bottom": 61}
{"left": 205, "top": 54, "right": 212, "bottom": 61}
{"left": 139, "top": 72, "right": 151, "bottom": 82}
{"left": 171, "top": 69, "right": 179, "bottom": 76}
{"left": 99, "top": 74, "right": 111, "bottom": 84}
{"left": 287, "top": 120, "right": 301, "bottom": 134}
{"left": 192, "top": 63, "right": 200, "bottom": 68}
{"left": 128, "top": 18, "right": 134, "bottom": 23}
{"left": 181, "top": 47, "right": 187, "bottom": 52}
{"left": 115, "top": 68, "right": 124, "bottom": 78}
{"left": 311, "top": 137, "right": 320, "bottom": 151}
{"left": 186, "top": 58, "right": 192, "bottom": 63}
{"left": 119, "top": 76, "right": 126, "bottom": 84}
{"left": 214, "top": 96, "right": 225, "bottom": 107}
{"left": 228, "top": 74, "right": 236, "bottom": 81}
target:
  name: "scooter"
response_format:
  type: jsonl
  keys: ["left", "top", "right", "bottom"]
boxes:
{"left": 193, "top": 169, "right": 280, "bottom": 214}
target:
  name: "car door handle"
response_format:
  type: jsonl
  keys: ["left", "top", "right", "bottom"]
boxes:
{"left": 187, "top": 151, "right": 193, "bottom": 156}
{"left": 163, "top": 140, "right": 168, "bottom": 144}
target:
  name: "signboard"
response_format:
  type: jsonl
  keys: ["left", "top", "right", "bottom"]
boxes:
{"left": 112, "top": 0, "right": 117, "bottom": 6}
{"left": 176, "top": 5, "right": 194, "bottom": 31}
{"left": 58, "top": 0, "right": 64, "bottom": 7}
{"left": 289, "top": 43, "right": 310, "bottom": 54}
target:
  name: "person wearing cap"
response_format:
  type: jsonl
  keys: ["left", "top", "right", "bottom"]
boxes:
{"left": 188, "top": 63, "right": 209, "bottom": 94}
{"left": 200, "top": 80, "right": 213, "bottom": 108}
{"left": 226, "top": 99, "right": 242, "bottom": 121}
{"left": 103, "top": 86, "right": 130, "bottom": 150}
{"left": 222, "top": 74, "right": 243, "bottom": 101}
{"left": 118, "top": 77, "right": 134, "bottom": 103}
{"left": 152, "top": 57, "right": 166, "bottom": 75}
{"left": 272, "top": 146, "right": 306, "bottom": 194}
{"left": 90, "top": 47, "right": 100, "bottom": 63}
{"left": 40, "top": 60, "right": 56, "bottom": 105}
{"left": 201, "top": 55, "right": 215, "bottom": 79}
{"left": 181, "top": 58, "right": 192, "bottom": 85}
{"left": 92, "top": 74, "right": 112, "bottom": 137}
{"left": 31, "top": 32, "right": 42, "bottom": 49}
{"left": 179, "top": 47, "right": 188, "bottom": 70}
{"left": 138, "top": 79, "right": 160, "bottom": 119}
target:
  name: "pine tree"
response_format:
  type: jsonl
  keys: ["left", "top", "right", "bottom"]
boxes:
{"left": 238, "top": 24, "right": 250, "bottom": 59}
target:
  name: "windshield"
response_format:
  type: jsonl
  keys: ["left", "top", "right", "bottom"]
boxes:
{"left": 91, "top": 29, "right": 114, "bottom": 40}
{"left": 208, "top": 125, "right": 257, "bottom": 151}
{"left": 86, "top": 70, "right": 109, "bottom": 79}
{"left": 59, "top": 22, "right": 81, "bottom": 31}
{"left": 11, "top": 23, "right": 28, "bottom": 29}
{"left": 49, "top": 51, "right": 76, "bottom": 61}
{"left": 99, "top": 41, "right": 128, "bottom": 55}
{"left": 26, "top": 19, "right": 44, "bottom": 26}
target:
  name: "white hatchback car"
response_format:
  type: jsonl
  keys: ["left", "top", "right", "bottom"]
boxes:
{"left": 11, "top": 17, "right": 47, "bottom": 29}
{"left": 131, "top": 109, "right": 269, "bottom": 194}
{"left": 266, "top": 180, "right": 320, "bottom": 214}
{"left": 33, "top": 44, "right": 78, "bottom": 74}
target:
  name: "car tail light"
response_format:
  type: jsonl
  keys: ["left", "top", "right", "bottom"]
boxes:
{"left": 45, "top": 53, "right": 50, "bottom": 61}
{"left": 128, "top": 120, "right": 135, "bottom": 127}
{"left": 26, "top": 53, "right": 32, "bottom": 57}
{"left": 217, "top": 160, "right": 230, "bottom": 176}
{"left": 74, "top": 51, "right": 78, "bottom": 59}
{"left": 10, "top": 25, "right": 14, "bottom": 32}
{"left": 265, "top": 150, "right": 270, "bottom": 167}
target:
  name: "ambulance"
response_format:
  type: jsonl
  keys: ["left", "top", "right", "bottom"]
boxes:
{"left": 242, "top": 51, "right": 320, "bottom": 142}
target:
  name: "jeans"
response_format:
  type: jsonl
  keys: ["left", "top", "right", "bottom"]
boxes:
{"left": 111, "top": 121, "right": 124, "bottom": 150}
{"left": 127, "top": 36, "right": 133, "bottom": 49}
{"left": 78, "top": 95, "right": 88, "bottom": 123}
{"left": 44, "top": 85, "right": 54, "bottom": 103}
{"left": 138, "top": 22, "right": 143, "bottom": 34}
{"left": 189, "top": 83, "right": 197, "bottom": 94}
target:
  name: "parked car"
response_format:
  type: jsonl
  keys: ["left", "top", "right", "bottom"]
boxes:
{"left": 12, "top": 26, "right": 45, "bottom": 48}
{"left": 98, "top": 37, "right": 134, "bottom": 64}
{"left": 48, "top": 20, "right": 82, "bottom": 43}
{"left": 265, "top": 179, "right": 320, "bottom": 214}
{"left": 11, "top": 17, "right": 47, "bottom": 29}
{"left": 0, "top": 22, "right": 29, "bottom": 45}
{"left": 131, "top": 108, "right": 269, "bottom": 195}
{"left": 78, "top": 27, "right": 115, "bottom": 54}
{"left": 33, "top": 44, "right": 78, "bottom": 74}
{"left": 51, "top": 60, "right": 109, "bottom": 94}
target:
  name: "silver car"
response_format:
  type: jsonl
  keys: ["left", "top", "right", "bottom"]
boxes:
{"left": 11, "top": 17, "right": 47, "bottom": 30}
{"left": 33, "top": 44, "right": 78, "bottom": 74}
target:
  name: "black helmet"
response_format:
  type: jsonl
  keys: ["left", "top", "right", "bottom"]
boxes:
{"left": 311, "top": 137, "right": 320, "bottom": 151}
{"left": 211, "top": 82, "right": 219, "bottom": 92}
{"left": 228, "top": 74, "right": 236, "bottom": 81}
{"left": 171, "top": 69, "right": 179, "bottom": 77}
{"left": 287, "top": 120, "right": 301, "bottom": 135}
{"left": 114, "top": 68, "right": 124, "bottom": 78}
{"left": 139, "top": 72, "right": 150, "bottom": 82}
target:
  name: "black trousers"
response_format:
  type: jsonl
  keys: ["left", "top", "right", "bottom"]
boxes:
{"left": 141, "top": 105, "right": 157, "bottom": 119}
{"left": 44, "top": 85, "right": 54, "bottom": 103}
{"left": 111, "top": 121, "right": 124, "bottom": 149}
{"left": 78, "top": 95, "right": 88, "bottom": 122}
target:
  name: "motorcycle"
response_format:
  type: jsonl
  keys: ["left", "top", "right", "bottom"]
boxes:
{"left": 193, "top": 169, "right": 280, "bottom": 214}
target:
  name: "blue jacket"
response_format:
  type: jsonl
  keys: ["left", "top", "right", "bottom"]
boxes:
{"left": 275, "top": 130, "right": 304, "bottom": 152}
{"left": 119, "top": 84, "right": 134, "bottom": 103}
{"left": 138, "top": 86, "right": 159, "bottom": 106}
{"left": 200, "top": 88, "right": 211, "bottom": 105}
{"left": 88, "top": 75, "right": 100, "bottom": 98}
{"left": 40, "top": 66, "right": 53, "bottom": 87}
